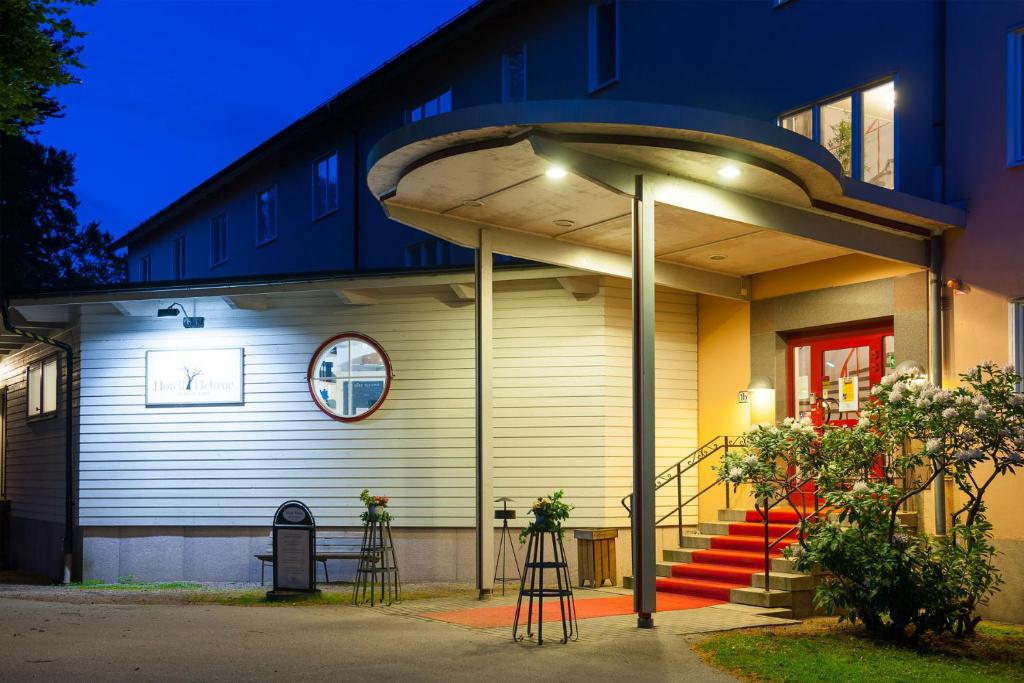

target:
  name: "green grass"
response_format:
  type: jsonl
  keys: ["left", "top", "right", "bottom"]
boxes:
{"left": 189, "top": 585, "right": 471, "bottom": 607}
{"left": 695, "top": 620, "right": 1024, "bottom": 683}
{"left": 67, "top": 577, "right": 203, "bottom": 591}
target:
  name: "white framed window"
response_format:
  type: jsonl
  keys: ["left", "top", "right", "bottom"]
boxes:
{"left": 139, "top": 254, "right": 152, "bottom": 282}
{"left": 172, "top": 236, "right": 186, "bottom": 279}
{"left": 588, "top": 0, "right": 619, "bottom": 92}
{"left": 210, "top": 213, "right": 228, "bottom": 266}
{"left": 1009, "top": 28, "right": 1024, "bottom": 166}
{"left": 406, "top": 88, "right": 453, "bottom": 124}
{"left": 256, "top": 186, "right": 277, "bottom": 245}
{"left": 312, "top": 154, "right": 338, "bottom": 219}
{"left": 778, "top": 79, "right": 896, "bottom": 189}
{"left": 503, "top": 45, "right": 527, "bottom": 103}
{"left": 26, "top": 355, "right": 59, "bottom": 419}
{"left": 1012, "top": 301, "right": 1024, "bottom": 391}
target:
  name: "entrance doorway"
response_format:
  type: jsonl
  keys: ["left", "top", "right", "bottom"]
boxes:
{"left": 787, "top": 322, "right": 895, "bottom": 427}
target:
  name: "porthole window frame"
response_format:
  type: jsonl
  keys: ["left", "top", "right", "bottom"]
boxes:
{"left": 306, "top": 332, "right": 393, "bottom": 422}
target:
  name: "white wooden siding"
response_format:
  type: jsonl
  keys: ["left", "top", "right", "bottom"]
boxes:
{"left": 0, "top": 330, "right": 77, "bottom": 525}
{"left": 77, "top": 278, "right": 697, "bottom": 528}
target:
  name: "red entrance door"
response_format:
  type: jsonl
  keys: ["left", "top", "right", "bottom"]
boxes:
{"left": 787, "top": 324, "right": 895, "bottom": 428}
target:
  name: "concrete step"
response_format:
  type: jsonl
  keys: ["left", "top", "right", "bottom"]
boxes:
{"left": 679, "top": 533, "right": 714, "bottom": 550}
{"left": 662, "top": 547, "right": 696, "bottom": 563}
{"left": 729, "top": 586, "right": 793, "bottom": 608}
{"left": 751, "top": 571, "right": 816, "bottom": 592}
{"left": 717, "top": 509, "right": 750, "bottom": 522}
{"left": 698, "top": 521, "right": 732, "bottom": 536}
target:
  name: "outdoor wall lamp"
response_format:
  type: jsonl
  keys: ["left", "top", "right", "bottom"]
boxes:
{"left": 157, "top": 302, "right": 205, "bottom": 328}
{"left": 747, "top": 375, "right": 775, "bottom": 426}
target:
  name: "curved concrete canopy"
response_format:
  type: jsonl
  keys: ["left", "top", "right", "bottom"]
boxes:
{"left": 367, "top": 100, "right": 963, "bottom": 293}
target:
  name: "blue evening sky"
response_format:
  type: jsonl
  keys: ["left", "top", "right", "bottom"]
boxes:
{"left": 38, "top": 0, "right": 477, "bottom": 240}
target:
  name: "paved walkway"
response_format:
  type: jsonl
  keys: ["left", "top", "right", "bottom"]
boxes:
{"left": 0, "top": 590, "right": 794, "bottom": 682}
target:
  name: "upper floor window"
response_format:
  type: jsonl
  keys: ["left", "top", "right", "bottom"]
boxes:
{"left": 1013, "top": 301, "right": 1024, "bottom": 392}
{"left": 779, "top": 80, "right": 895, "bottom": 189}
{"left": 406, "top": 88, "right": 452, "bottom": 124}
{"left": 139, "top": 254, "right": 152, "bottom": 282}
{"left": 313, "top": 154, "right": 338, "bottom": 219}
{"left": 27, "top": 355, "right": 58, "bottom": 419}
{"left": 589, "top": 0, "right": 619, "bottom": 92}
{"left": 1009, "top": 28, "right": 1024, "bottom": 166}
{"left": 503, "top": 45, "right": 527, "bottom": 103}
{"left": 257, "top": 186, "right": 277, "bottom": 244}
{"left": 211, "top": 213, "right": 228, "bottom": 266}
{"left": 172, "top": 236, "right": 186, "bottom": 279}
{"left": 405, "top": 237, "right": 456, "bottom": 268}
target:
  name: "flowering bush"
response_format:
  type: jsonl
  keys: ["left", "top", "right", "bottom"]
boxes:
{"left": 720, "top": 362, "right": 1023, "bottom": 640}
{"left": 520, "top": 490, "right": 574, "bottom": 542}
{"left": 359, "top": 488, "right": 392, "bottom": 523}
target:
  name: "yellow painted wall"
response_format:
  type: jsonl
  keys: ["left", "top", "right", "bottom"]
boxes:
{"left": 751, "top": 254, "right": 921, "bottom": 301}
{"left": 696, "top": 294, "right": 751, "bottom": 521}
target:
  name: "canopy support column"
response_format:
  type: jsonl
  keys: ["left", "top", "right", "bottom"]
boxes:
{"left": 929, "top": 234, "right": 946, "bottom": 536}
{"left": 475, "top": 227, "right": 495, "bottom": 598}
{"left": 631, "top": 175, "right": 657, "bottom": 628}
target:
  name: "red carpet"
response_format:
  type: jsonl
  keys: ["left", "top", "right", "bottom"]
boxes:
{"left": 420, "top": 592, "right": 721, "bottom": 628}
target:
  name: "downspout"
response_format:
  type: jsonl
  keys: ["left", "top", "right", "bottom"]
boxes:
{"left": 0, "top": 298, "right": 76, "bottom": 581}
{"left": 929, "top": 235, "right": 946, "bottom": 536}
{"left": 329, "top": 106, "right": 362, "bottom": 272}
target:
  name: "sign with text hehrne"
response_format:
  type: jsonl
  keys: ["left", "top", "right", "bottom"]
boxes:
{"left": 270, "top": 500, "right": 319, "bottom": 596}
{"left": 145, "top": 348, "right": 244, "bottom": 407}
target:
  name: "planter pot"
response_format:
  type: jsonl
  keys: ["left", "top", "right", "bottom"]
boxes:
{"left": 367, "top": 504, "right": 384, "bottom": 521}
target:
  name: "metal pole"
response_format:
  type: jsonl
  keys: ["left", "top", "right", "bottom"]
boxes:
{"left": 475, "top": 228, "right": 495, "bottom": 597}
{"left": 631, "top": 174, "right": 656, "bottom": 629}
{"left": 929, "top": 234, "right": 946, "bottom": 536}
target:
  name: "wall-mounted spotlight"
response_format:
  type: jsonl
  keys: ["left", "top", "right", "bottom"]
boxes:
{"left": 747, "top": 375, "right": 776, "bottom": 426}
{"left": 945, "top": 278, "right": 970, "bottom": 295}
{"left": 157, "top": 302, "right": 205, "bottom": 328}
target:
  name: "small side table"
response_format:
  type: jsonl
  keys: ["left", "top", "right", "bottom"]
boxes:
{"left": 574, "top": 528, "right": 618, "bottom": 588}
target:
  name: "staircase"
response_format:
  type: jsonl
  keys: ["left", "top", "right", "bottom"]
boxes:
{"left": 625, "top": 507, "right": 820, "bottom": 617}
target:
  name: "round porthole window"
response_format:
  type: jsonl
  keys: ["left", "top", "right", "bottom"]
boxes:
{"left": 307, "top": 333, "right": 392, "bottom": 421}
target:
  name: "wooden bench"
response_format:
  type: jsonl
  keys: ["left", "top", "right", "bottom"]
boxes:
{"left": 255, "top": 531, "right": 363, "bottom": 585}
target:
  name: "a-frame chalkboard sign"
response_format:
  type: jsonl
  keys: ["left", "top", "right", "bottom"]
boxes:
{"left": 267, "top": 500, "right": 321, "bottom": 600}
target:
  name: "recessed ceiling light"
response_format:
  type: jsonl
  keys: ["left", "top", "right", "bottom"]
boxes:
{"left": 718, "top": 165, "right": 741, "bottom": 179}
{"left": 545, "top": 165, "right": 568, "bottom": 180}
{"left": 709, "top": 254, "right": 728, "bottom": 261}
{"left": 553, "top": 219, "right": 575, "bottom": 228}
{"left": 461, "top": 199, "right": 484, "bottom": 208}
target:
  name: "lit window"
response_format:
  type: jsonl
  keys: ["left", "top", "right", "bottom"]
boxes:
{"left": 406, "top": 89, "right": 452, "bottom": 124}
{"left": 589, "top": 0, "right": 618, "bottom": 91}
{"left": 313, "top": 154, "right": 338, "bottom": 219}
{"left": 172, "top": 236, "right": 186, "bottom": 279}
{"left": 211, "top": 213, "right": 228, "bottom": 266}
{"left": 256, "top": 186, "right": 277, "bottom": 244}
{"left": 778, "top": 80, "right": 895, "bottom": 188}
{"left": 1013, "top": 301, "right": 1024, "bottom": 391}
{"left": 503, "top": 45, "right": 527, "bottom": 103}
{"left": 1009, "top": 29, "right": 1024, "bottom": 166}
{"left": 308, "top": 334, "right": 392, "bottom": 421}
{"left": 781, "top": 109, "right": 813, "bottom": 140}
{"left": 27, "top": 356, "right": 59, "bottom": 418}
{"left": 139, "top": 254, "right": 152, "bottom": 282}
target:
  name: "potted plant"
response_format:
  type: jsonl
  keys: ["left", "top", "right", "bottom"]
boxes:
{"left": 520, "top": 490, "right": 574, "bottom": 542}
{"left": 359, "top": 489, "right": 392, "bottom": 524}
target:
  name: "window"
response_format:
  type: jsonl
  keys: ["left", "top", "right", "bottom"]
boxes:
{"left": 27, "top": 355, "right": 59, "bottom": 419}
{"left": 589, "top": 0, "right": 618, "bottom": 91}
{"left": 1009, "top": 28, "right": 1024, "bottom": 166}
{"left": 210, "top": 213, "right": 228, "bottom": 266}
{"left": 779, "top": 80, "right": 895, "bottom": 189}
{"left": 503, "top": 45, "right": 527, "bottom": 103}
{"left": 1013, "top": 301, "right": 1024, "bottom": 391}
{"left": 138, "top": 255, "right": 152, "bottom": 282}
{"left": 172, "top": 236, "right": 186, "bottom": 279}
{"left": 406, "top": 88, "right": 453, "bottom": 124}
{"left": 405, "top": 237, "right": 456, "bottom": 267}
{"left": 256, "top": 186, "right": 277, "bottom": 244}
{"left": 313, "top": 154, "right": 338, "bottom": 219}
{"left": 308, "top": 333, "right": 392, "bottom": 421}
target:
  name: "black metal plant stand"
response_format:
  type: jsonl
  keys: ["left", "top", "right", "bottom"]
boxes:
{"left": 494, "top": 497, "right": 521, "bottom": 596}
{"left": 353, "top": 514, "right": 400, "bottom": 606}
{"left": 512, "top": 527, "right": 578, "bottom": 645}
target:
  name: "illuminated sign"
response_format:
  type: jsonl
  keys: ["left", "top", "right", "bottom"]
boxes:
{"left": 145, "top": 348, "right": 244, "bottom": 407}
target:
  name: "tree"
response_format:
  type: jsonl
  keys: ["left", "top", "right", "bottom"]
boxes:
{"left": 0, "top": 135, "right": 124, "bottom": 291}
{"left": 0, "top": 0, "right": 95, "bottom": 136}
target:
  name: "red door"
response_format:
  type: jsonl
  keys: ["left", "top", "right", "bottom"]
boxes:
{"left": 786, "top": 324, "right": 894, "bottom": 508}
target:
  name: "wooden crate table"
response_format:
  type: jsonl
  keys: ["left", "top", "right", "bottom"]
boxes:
{"left": 573, "top": 528, "right": 618, "bottom": 588}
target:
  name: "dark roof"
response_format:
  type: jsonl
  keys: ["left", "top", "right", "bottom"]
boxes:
{"left": 112, "top": 0, "right": 513, "bottom": 250}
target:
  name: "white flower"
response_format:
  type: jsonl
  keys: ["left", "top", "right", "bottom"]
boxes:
{"left": 852, "top": 481, "right": 869, "bottom": 493}
{"left": 743, "top": 455, "right": 759, "bottom": 467}
{"left": 857, "top": 416, "right": 871, "bottom": 429}
{"left": 942, "top": 407, "right": 957, "bottom": 419}
{"left": 799, "top": 416, "right": 812, "bottom": 426}
{"left": 728, "top": 467, "right": 745, "bottom": 482}
{"left": 1010, "top": 394, "right": 1024, "bottom": 407}
{"left": 915, "top": 397, "right": 930, "bottom": 408}
{"left": 975, "top": 408, "right": 989, "bottom": 420}
{"left": 782, "top": 417, "right": 795, "bottom": 427}
{"left": 790, "top": 421, "right": 803, "bottom": 432}
{"left": 1004, "top": 364, "right": 1016, "bottom": 374}
{"left": 934, "top": 390, "right": 953, "bottom": 404}
{"left": 881, "top": 373, "right": 898, "bottom": 386}
{"left": 925, "top": 438, "right": 942, "bottom": 453}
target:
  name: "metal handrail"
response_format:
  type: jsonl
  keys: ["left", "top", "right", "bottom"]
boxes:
{"left": 621, "top": 435, "right": 746, "bottom": 548}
